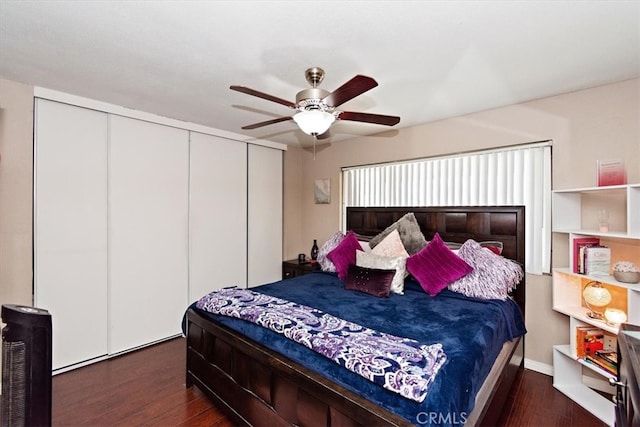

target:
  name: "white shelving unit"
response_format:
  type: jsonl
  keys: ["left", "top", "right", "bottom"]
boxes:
{"left": 552, "top": 183, "right": 640, "bottom": 426}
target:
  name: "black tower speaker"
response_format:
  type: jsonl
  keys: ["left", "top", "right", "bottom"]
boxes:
{"left": 1, "top": 304, "right": 52, "bottom": 427}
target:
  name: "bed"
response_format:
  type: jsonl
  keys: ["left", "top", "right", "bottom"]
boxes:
{"left": 185, "top": 206, "right": 526, "bottom": 426}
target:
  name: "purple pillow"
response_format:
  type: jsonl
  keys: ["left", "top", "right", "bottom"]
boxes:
{"left": 406, "top": 232, "right": 473, "bottom": 296}
{"left": 448, "top": 239, "right": 524, "bottom": 300}
{"left": 327, "top": 231, "right": 363, "bottom": 280}
{"left": 345, "top": 264, "right": 395, "bottom": 298}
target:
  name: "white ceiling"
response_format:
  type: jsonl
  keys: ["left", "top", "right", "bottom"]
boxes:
{"left": 1, "top": 1, "right": 639, "bottom": 147}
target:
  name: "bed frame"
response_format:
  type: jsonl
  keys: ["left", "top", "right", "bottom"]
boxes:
{"left": 186, "top": 206, "right": 525, "bottom": 426}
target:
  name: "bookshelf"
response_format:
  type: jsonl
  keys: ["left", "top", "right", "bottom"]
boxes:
{"left": 552, "top": 183, "right": 640, "bottom": 426}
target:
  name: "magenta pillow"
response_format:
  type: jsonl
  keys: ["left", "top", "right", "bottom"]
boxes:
{"left": 344, "top": 264, "right": 395, "bottom": 298}
{"left": 406, "top": 232, "right": 473, "bottom": 296}
{"left": 327, "top": 231, "right": 364, "bottom": 280}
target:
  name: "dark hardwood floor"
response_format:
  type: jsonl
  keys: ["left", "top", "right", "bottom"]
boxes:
{"left": 51, "top": 337, "right": 607, "bottom": 426}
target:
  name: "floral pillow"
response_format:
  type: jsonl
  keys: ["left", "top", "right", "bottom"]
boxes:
{"left": 317, "top": 231, "right": 345, "bottom": 272}
{"left": 356, "top": 251, "right": 407, "bottom": 295}
{"left": 406, "top": 233, "right": 473, "bottom": 297}
{"left": 327, "top": 230, "right": 364, "bottom": 280}
{"left": 448, "top": 239, "right": 524, "bottom": 300}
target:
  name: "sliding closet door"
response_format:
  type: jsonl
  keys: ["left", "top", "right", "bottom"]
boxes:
{"left": 109, "top": 116, "right": 189, "bottom": 354}
{"left": 247, "top": 144, "right": 283, "bottom": 287}
{"left": 189, "top": 132, "right": 247, "bottom": 301}
{"left": 34, "top": 99, "right": 108, "bottom": 369}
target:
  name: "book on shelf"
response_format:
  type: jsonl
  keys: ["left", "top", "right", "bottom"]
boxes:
{"left": 573, "top": 237, "right": 600, "bottom": 273}
{"left": 595, "top": 349, "right": 617, "bottom": 365}
{"left": 584, "top": 246, "right": 611, "bottom": 276}
{"left": 576, "top": 326, "right": 605, "bottom": 358}
{"left": 576, "top": 326, "right": 617, "bottom": 357}
{"left": 585, "top": 352, "right": 618, "bottom": 375}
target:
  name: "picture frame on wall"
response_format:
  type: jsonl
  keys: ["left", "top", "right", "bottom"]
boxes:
{"left": 314, "top": 179, "right": 330, "bottom": 204}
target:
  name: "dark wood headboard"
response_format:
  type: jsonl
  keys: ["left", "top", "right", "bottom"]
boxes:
{"left": 346, "top": 206, "right": 526, "bottom": 315}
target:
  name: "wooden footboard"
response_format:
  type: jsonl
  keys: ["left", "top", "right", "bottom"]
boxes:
{"left": 186, "top": 307, "right": 411, "bottom": 426}
{"left": 186, "top": 307, "right": 523, "bottom": 427}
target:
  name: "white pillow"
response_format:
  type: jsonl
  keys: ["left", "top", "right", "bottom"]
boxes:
{"left": 371, "top": 229, "right": 409, "bottom": 258}
{"left": 356, "top": 251, "right": 407, "bottom": 295}
{"left": 358, "top": 240, "right": 372, "bottom": 252}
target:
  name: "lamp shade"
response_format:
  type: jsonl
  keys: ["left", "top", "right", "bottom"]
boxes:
{"left": 583, "top": 282, "right": 612, "bottom": 306}
{"left": 604, "top": 308, "right": 627, "bottom": 325}
{"left": 582, "top": 281, "right": 611, "bottom": 319}
{"left": 293, "top": 110, "right": 335, "bottom": 135}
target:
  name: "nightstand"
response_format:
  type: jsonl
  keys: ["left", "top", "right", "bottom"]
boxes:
{"left": 282, "top": 259, "right": 320, "bottom": 279}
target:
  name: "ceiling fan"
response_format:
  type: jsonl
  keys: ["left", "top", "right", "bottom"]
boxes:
{"left": 230, "top": 67, "right": 400, "bottom": 139}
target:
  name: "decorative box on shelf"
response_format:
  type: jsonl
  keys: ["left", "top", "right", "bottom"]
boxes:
{"left": 597, "top": 159, "right": 627, "bottom": 187}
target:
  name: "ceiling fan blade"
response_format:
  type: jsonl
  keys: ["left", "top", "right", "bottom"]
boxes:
{"left": 338, "top": 111, "right": 400, "bottom": 126}
{"left": 241, "top": 116, "right": 293, "bottom": 130}
{"left": 230, "top": 85, "right": 296, "bottom": 108}
{"left": 323, "top": 75, "right": 378, "bottom": 108}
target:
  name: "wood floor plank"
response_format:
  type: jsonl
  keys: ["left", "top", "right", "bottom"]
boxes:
{"left": 51, "top": 337, "right": 609, "bottom": 426}
{"left": 495, "top": 367, "right": 608, "bottom": 427}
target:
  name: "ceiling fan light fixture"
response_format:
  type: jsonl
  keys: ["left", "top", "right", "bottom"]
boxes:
{"left": 293, "top": 110, "right": 335, "bottom": 135}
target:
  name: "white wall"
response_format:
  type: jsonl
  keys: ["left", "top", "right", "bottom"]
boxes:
{"left": 0, "top": 78, "right": 33, "bottom": 309}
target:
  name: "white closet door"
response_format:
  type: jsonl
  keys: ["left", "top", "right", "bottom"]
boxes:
{"left": 34, "top": 99, "right": 108, "bottom": 369}
{"left": 189, "top": 133, "right": 247, "bottom": 301}
{"left": 247, "top": 144, "right": 283, "bottom": 287}
{"left": 109, "top": 116, "right": 189, "bottom": 354}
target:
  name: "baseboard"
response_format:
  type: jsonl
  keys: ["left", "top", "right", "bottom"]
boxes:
{"left": 524, "top": 358, "right": 553, "bottom": 376}
{"left": 52, "top": 334, "right": 181, "bottom": 375}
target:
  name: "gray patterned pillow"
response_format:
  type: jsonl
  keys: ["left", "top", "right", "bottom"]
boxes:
{"left": 448, "top": 239, "right": 523, "bottom": 300}
{"left": 368, "top": 212, "right": 427, "bottom": 255}
{"left": 317, "top": 231, "right": 345, "bottom": 272}
{"left": 445, "top": 240, "right": 503, "bottom": 254}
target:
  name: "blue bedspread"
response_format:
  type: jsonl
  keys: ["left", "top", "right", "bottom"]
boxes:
{"left": 195, "top": 287, "right": 447, "bottom": 402}
{"left": 185, "top": 271, "right": 526, "bottom": 426}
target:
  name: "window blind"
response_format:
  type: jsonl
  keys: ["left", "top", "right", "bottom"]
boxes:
{"left": 342, "top": 142, "right": 551, "bottom": 274}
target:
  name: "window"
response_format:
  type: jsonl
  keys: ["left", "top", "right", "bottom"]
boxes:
{"left": 342, "top": 142, "right": 551, "bottom": 274}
